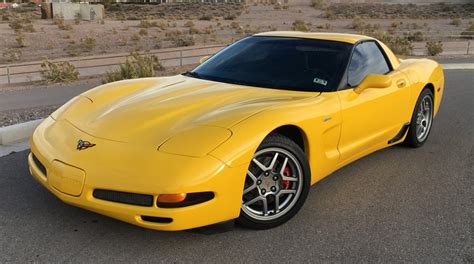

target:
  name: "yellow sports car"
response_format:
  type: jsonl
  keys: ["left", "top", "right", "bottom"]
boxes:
{"left": 28, "top": 32, "right": 444, "bottom": 231}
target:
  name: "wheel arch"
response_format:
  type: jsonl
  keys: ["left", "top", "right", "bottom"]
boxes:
{"left": 269, "top": 125, "right": 308, "bottom": 155}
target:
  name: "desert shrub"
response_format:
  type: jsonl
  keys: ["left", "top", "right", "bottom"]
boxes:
{"left": 16, "top": 34, "right": 26, "bottom": 48}
{"left": 74, "top": 13, "right": 82, "bottom": 25}
{"left": 184, "top": 21, "right": 195, "bottom": 27}
{"left": 407, "top": 31, "right": 424, "bottom": 42}
{"left": 40, "top": 59, "right": 79, "bottom": 82}
{"left": 369, "top": 31, "right": 413, "bottom": 55}
{"left": 130, "top": 34, "right": 141, "bottom": 41}
{"left": 224, "top": 14, "right": 236, "bottom": 20}
{"left": 311, "top": 0, "right": 327, "bottom": 9}
{"left": 230, "top": 21, "right": 240, "bottom": 29}
{"left": 461, "top": 24, "right": 474, "bottom": 39}
{"left": 104, "top": 53, "right": 164, "bottom": 83}
{"left": 56, "top": 18, "right": 72, "bottom": 30}
{"left": 80, "top": 36, "right": 97, "bottom": 50}
{"left": 139, "top": 19, "right": 158, "bottom": 28}
{"left": 425, "top": 41, "right": 443, "bottom": 56}
{"left": 139, "top": 28, "right": 148, "bottom": 36}
{"left": 64, "top": 44, "right": 80, "bottom": 57}
{"left": 292, "top": 19, "right": 308, "bottom": 32}
{"left": 9, "top": 19, "right": 23, "bottom": 31}
{"left": 189, "top": 27, "right": 200, "bottom": 34}
{"left": 199, "top": 14, "right": 213, "bottom": 21}
{"left": 351, "top": 17, "right": 365, "bottom": 32}
{"left": 2, "top": 13, "right": 9, "bottom": 21}
{"left": 450, "top": 18, "right": 461, "bottom": 27}
{"left": 172, "top": 35, "right": 195, "bottom": 47}
{"left": 2, "top": 48, "right": 22, "bottom": 62}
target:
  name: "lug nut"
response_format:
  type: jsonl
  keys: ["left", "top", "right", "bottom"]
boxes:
{"left": 273, "top": 176, "right": 278, "bottom": 181}
{"left": 264, "top": 171, "right": 269, "bottom": 176}
{"left": 257, "top": 180, "right": 262, "bottom": 185}
{"left": 261, "top": 189, "right": 266, "bottom": 194}
{"left": 271, "top": 186, "right": 276, "bottom": 192}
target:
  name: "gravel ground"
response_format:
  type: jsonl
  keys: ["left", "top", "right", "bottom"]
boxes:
{"left": 0, "top": 104, "right": 59, "bottom": 127}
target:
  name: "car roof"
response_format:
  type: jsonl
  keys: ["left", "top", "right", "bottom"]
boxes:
{"left": 254, "top": 31, "right": 373, "bottom": 44}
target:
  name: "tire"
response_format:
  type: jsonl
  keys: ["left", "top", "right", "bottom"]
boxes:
{"left": 236, "top": 133, "right": 311, "bottom": 229}
{"left": 404, "top": 88, "right": 434, "bottom": 148}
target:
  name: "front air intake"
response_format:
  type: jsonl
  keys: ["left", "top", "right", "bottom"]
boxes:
{"left": 32, "top": 153, "right": 47, "bottom": 177}
{"left": 93, "top": 189, "right": 153, "bottom": 207}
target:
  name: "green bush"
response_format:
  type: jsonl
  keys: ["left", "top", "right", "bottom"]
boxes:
{"left": 425, "top": 41, "right": 443, "bottom": 56}
{"left": 104, "top": 53, "right": 164, "bottom": 83}
{"left": 41, "top": 59, "right": 79, "bottom": 83}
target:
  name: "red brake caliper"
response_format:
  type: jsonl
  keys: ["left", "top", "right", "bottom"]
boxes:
{"left": 281, "top": 166, "right": 291, "bottom": 189}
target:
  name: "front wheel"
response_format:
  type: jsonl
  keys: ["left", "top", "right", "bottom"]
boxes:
{"left": 236, "top": 134, "right": 310, "bottom": 229}
{"left": 404, "top": 88, "right": 434, "bottom": 147}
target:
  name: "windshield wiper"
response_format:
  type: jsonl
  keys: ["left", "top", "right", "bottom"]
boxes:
{"left": 182, "top": 71, "right": 202, "bottom": 79}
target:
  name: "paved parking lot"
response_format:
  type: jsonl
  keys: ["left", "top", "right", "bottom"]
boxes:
{"left": 0, "top": 70, "right": 472, "bottom": 263}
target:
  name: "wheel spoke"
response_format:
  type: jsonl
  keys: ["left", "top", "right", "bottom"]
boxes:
{"left": 243, "top": 183, "right": 256, "bottom": 195}
{"left": 244, "top": 196, "right": 262, "bottom": 206}
{"left": 252, "top": 158, "right": 267, "bottom": 171}
{"left": 278, "top": 189, "right": 297, "bottom": 195}
{"left": 247, "top": 170, "right": 257, "bottom": 182}
{"left": 279, "top": 157, "right": 288, "bottom": 175}
{"left": 262, "top": 197, "right": 268, "bottom": 215}
{"left": 274, "top": 194, "right": 280, "bottom": 213}
{"left": 269, "top": 152, "right": 279, "bottom": 170}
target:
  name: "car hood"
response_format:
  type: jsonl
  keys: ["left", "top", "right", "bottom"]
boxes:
{"left": 55, "top": 75, "right": 318, "bottom": 145}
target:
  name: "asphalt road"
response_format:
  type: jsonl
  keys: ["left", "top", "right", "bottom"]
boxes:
{"left": 0, "top": 70, "right": 472, "bottom": 263}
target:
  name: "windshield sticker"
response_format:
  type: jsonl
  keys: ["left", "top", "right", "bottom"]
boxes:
{"left": 313, "top": 77, "right": 327, "bottom": 86}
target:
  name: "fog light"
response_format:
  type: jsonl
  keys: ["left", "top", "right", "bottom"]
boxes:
{"left": 157, "top": 193, "right": 187, "bottom": 204}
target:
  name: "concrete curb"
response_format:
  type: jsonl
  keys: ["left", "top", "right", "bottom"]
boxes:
{"left": 0, "top": 119, "right": 44, "bottom": 145}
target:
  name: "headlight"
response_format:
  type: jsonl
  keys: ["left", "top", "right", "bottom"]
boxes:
{"left": 158, "top": 126, "right": 232, "bottom": 158}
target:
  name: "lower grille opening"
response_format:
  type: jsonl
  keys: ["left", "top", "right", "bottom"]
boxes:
{"left": 93, "top": 189, "right": 153, "bottom": 207}
{"left": 32, "top": 153, "right": 47, "bottom": 177}
{"left": 141, "top": 216, "right": 173, "bottom": 224}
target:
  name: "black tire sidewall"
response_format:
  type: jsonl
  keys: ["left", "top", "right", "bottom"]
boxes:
{"left": 236, "top": 134, "right": 311, "bottom": 229}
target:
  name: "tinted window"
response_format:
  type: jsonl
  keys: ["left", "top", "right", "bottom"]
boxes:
{"left": 188, "top": 36, "right": 353, "bottom": 92}
{"left": 347, "top": 41, "right": 390, "bottom": 87}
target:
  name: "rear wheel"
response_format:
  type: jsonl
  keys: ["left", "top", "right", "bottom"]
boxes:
{"left": 404, "top": 88, "right": 434, "bottom": 147}
{"left": 236, "top": 134, "right": 310, "bottom": 229}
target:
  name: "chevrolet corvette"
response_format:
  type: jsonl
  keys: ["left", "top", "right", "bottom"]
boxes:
{"left": 28, "top": 32, "right": 444, "bottom": 230}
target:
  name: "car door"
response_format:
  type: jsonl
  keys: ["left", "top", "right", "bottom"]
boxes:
{"left": 337, "top": 40, "right": 411, "bottom": 163}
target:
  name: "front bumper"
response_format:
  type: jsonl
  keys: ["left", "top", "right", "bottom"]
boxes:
{"left": 28, "top": 117, "right": 247, "bottom": 231}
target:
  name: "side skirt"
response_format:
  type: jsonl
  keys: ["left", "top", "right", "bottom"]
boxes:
{"left": 388, "top": 122, "right": 410, "bottom": 144}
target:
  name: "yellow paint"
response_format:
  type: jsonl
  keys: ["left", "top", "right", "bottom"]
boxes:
{"left": 29, "top": 33, "right": 444, "bottom": 231}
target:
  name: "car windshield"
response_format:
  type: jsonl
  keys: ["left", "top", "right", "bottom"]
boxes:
{"left": 187, "top": 36, "right": 353, "bottom": 92}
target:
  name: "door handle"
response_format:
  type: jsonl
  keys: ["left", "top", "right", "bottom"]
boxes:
{"left": 396, "top": 79, "right": 406, "bottom": 88}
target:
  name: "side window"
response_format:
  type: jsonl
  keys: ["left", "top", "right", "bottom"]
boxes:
{"left": 347, "top": 41, "right": 391, "bottom": 87}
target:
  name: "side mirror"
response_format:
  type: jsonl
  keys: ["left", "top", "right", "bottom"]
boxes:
{"left": 199, "top": 55, "right": 210, "bottom": 64}
{"left": 354, "top": 74, "right": 392, "bottom": 94}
